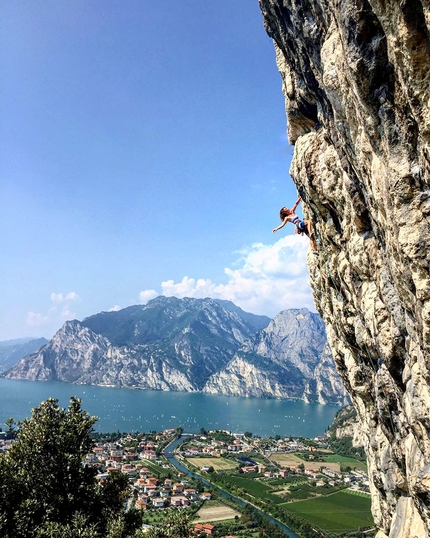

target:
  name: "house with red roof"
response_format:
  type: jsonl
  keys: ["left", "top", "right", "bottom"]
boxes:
{"left": 193, "top": 523, "right": 216, "bottom": 535}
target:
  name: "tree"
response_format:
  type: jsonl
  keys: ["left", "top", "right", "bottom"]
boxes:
{"left": 4, "top": 417, "right": 16, "bottom": 439}
{"left": 146, "top": 510, "right": 194, "bottom": 538}
{"left": 35, "top": 513, "right": 99, "bottom": 538}
{"left": 0, "top": 397, "right": 138, "bottom": 538}
{"left": 99, "top": 471, "right": 131, "bottom": 517}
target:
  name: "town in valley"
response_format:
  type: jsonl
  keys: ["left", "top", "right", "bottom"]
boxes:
{"left": 2, "top": 424, "right": 373, "bottom": 537}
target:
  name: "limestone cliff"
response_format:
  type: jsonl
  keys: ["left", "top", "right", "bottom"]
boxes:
{"left": 327, "top": 404, "right": 365, "bottom": 451}
{"left": 204, "top": 308, "right": 349, "bottom": 405}
{"left": 258, "top": 1, "right": 430, "bottom": 536}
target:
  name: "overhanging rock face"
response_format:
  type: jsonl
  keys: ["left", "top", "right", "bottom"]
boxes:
{"left": 258, "top": 1, "right": 430, "bottom": 536}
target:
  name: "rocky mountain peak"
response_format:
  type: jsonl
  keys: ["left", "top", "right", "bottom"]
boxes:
{"left": 255, "top": 309, "right": 327, "bottom": 369}
{"left": 80, "top": 296, "right": 257, "bottom": 349}
{"left": 205, "top": 307, "right": 349, "bottom": 405}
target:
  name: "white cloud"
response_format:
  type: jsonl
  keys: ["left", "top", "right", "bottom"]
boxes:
{"left": 50, "top": 291, "right": 80, "bottom": 320}
{"left": 161, "top": 277, "right": 215, "bottom": 297}
{"left": 108, "top": 305, "right": 122, "bottom": 312}
{"left": 50, "top": 291, "right": 79, "bottom": 304}
{"left": 59, "top": 308, "right": 76, "bottom": 320}
{"left": 26, "top": 311, "right": 50, "bottom": 327}
{"left": 138, "top": 289, "right": 158, "bottom": 304}
{"left": 26, "top": 291, "right": 81, "bottom": 334}
{"left": 138, "top": 236, "right": 315, "bottom": 317}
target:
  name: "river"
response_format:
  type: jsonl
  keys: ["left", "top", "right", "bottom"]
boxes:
{"left": 0, "top": 378, "right": 341, "bottom": 437}
{"left": 164, "top": 435, "right": 300, "bottom": 538}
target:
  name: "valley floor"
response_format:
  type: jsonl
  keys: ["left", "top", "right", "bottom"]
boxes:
{"left": 168, "top": 431, "right": 375, "bottom": 537}
{"left": 82, "top": 428, "right": 375, "bottom": 537}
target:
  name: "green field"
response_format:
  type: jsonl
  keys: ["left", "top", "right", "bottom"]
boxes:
{"left": 280, "top": 482, "right": 314, "bottom": 501}
{"left": 219, "top": 475, "right": 285, "bottom": 504}
{"left": 280, "top": 490, "right": 373, "bottom": 532}
{"left": 280, "top": 482, "right": 346, "bottom": 502}
{"left": 321, "top": 454, "right": 367, "bottom": 472}
{"left": 140, "top": 460, "right": 170, "bottom": 477}
{"left": 269, "top": 477, "right": 308, "bottom": 487}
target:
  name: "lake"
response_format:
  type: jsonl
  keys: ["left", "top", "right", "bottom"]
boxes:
{"left": 0, "top": 378, "right": 341, "bottom": 437}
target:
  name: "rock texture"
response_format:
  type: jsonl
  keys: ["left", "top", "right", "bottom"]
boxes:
{"left": 204, "top": 308, "right": 349, "bottom": 405}
{"left": 4, "top": 298, "right": 347, "bottom": 404}
{"left": 258, "top": 0, "right": 430, "bottom": 536}
{"left": 4, "top": 297, "right": 260, "bottom": 392}
{"left": 327, "top": 404, "right": 365, "bottom": 451}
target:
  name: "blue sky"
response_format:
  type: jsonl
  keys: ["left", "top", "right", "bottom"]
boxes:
{"left": 1, "top": 0, "right": 314, "bottom": 340}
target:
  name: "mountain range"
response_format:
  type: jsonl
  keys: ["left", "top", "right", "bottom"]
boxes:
{"left": 0, "top": 337, "right": 48, "bottom": 373}
{"left": 3, "top": 296, "right": 349, "bottom": 405}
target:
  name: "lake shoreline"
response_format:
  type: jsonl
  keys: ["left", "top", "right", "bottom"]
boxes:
{"left": 0, "top": 378, "right": 342, "bottom": 438}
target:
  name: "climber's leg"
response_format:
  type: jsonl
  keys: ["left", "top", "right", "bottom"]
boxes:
{"left": 305, "top": 220, "right": 318, "bottom": 252}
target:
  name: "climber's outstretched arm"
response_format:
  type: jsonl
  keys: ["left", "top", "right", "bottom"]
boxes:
{"left": 291, "top": 196, "right": 302, "bottom": 213}
{"left": 272, "top": 217, "right": 289, "bottom": 233}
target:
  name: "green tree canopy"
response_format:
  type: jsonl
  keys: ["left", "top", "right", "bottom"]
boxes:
{"left": 0, "top": 397, "right": 140, "bottom": 538}
{"left": 146, "top": 510, "right": 194, "bottom": 538}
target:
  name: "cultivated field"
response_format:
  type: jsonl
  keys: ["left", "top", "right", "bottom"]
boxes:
{"left": 269, "top": 453, "right": 341, "bottom": 472}
{"left": 273, "top": 486, "right": 291, "bottom": 496}
{"left": 280, "top": 490, "right": 373, "bottom": 533}
{"left": 186, "top": 457, "right": 237, "bottom": 471}
{"left": 322, "top": 454, "right": 368, "bottom": 472}
{"left": 194, "top": 504, "right": 240, "bottom": 523}
{"left": 269, "top": 453, "right": 303, "bottom": 465}
{"left": 269, "top": 452, "right": 367, "bottom": 472}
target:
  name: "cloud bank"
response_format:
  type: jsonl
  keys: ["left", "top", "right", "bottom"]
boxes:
{"left": 22, "top": 238, "right": 314, "bottom": 340}
{"left": 139, "top": 236, "right": 315, "bottom": 317}
{"left": 26, "top": 291, "right": 81, "bottom": 330}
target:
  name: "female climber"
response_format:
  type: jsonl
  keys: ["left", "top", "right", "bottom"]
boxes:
{"left": 272, "top": 196, "right": 318, "bottom": 253}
